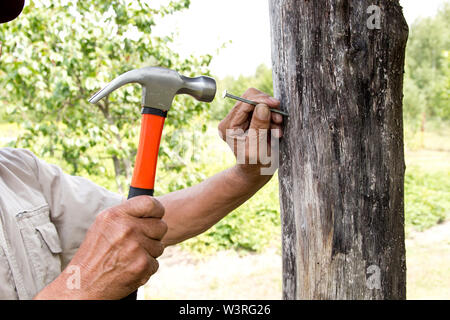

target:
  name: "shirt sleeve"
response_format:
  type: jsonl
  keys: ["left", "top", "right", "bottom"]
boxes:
{"left": 28, "top": 151, "right": 125, "bottom": 268}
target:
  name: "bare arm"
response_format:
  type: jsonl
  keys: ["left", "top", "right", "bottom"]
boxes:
{"left": 159, "top": 88, "right": 283, "bottom": 246}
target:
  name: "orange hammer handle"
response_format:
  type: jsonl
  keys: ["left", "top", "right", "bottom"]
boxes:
{"left": 127, "top": 107, "right": 167, "bottom": 199}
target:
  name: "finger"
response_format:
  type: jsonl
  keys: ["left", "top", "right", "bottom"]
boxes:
{"left": 134, "top": 253, "right": 159, "bottom": 284}
{"left": 138, "top": 217, "right": 168, "bottom": 240}
{"left": 231, "top": 102, "right": 255, "bottom": 129}
{"left": 146, "top": 256, "right": 159, "bottom": 277}
{"left": 234, "top": 101, "right": 255, "bottom": 113}
{"left": 249, "top": 104, "right": 271, "bottom": 131}
{"left": 246, "top": 104, "right": 271, "bottom": 164}
{"left": 137, "top": 237, "right": 165, "bottom": 258}
{"left": 242, "top": 88, "right": 280, "bottom": 109}
{"left": 118, "top": 196, "right": 165, "bottom": 219}
{"left": 218, "top": 103, "right": 253, "bottom": 138}
{"left": 271, "top": 112, "right": 283, "bottom": 124}
{"left": 255, "top": 96, "right": 280, "bottom": 109}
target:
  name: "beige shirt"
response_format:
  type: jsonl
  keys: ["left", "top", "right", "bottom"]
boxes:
{"left": 0, "top": 148, "right": 123, "bottom": 299}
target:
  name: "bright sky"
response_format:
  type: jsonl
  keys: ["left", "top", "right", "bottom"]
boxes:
{"left": 152, "top": 0, "right": 448, "bottom": 78}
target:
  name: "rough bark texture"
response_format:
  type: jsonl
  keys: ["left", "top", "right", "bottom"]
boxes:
{"left": 269, "top": 0, "right": 408, "bottom": 299}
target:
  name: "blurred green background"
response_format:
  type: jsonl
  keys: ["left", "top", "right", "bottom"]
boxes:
{"left": 0, "top": 0, "right": 448, "bottom": 299}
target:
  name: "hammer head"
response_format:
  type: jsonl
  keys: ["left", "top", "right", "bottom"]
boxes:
{"left": 88, "top": 67, "right": 216, "bottom": 111}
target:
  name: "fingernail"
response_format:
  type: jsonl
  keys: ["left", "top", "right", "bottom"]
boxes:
{"left": 255, "top": 105, "right": 270, "bottom": 121}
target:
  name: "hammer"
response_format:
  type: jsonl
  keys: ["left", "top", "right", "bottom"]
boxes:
{"left": 89, "top": 66, "right": 216, "bottom": 299}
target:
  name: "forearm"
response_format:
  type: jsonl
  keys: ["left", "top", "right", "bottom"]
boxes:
{"left": 157, "top": 165, "right": 272, "bottom": 246}
{"left": 34, "top": 270, "right": 87, "bottom": 300}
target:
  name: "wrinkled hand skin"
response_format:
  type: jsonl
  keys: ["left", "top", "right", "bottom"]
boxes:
{"left": 218, "top": 88, "right": 283, "bottom": 179}
{"left": 34, "top": 196, "right": 168, "bottom": 300}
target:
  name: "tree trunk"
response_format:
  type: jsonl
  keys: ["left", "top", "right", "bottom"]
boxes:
{"left": 269, "top": 0, "right": 408, "bottom": 299}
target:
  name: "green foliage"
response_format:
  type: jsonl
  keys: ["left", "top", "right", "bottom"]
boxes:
{"left": 441, "top": 52, "right": 450, "bottom": 118}
{"left": 0, "top": 0, "right": 212, "bottom": 192}
{"left": 155, "top": 116, "right": 211, "bottom": 194}
{"left": 404, "top": 3, "right": 450, "bottom": 124}
{"left": 404, "top": 166, "right": 449, "bottom": 232}
{"left": 403, "top": 76, "right": 427, "bottom": 128}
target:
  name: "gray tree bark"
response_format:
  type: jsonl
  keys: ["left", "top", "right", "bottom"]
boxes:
{"left": 269, "top": 0, "right": 408, "bottom": 299}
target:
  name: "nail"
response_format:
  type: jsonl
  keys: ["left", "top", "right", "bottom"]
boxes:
{"left": 223, "top": 90, "right": 289, "bottom": 117}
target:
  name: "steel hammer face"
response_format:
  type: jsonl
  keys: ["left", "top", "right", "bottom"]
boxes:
{"left": 89, "top": 66, "right": 216, "bottom": 198}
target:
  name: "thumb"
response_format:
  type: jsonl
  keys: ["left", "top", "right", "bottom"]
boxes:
{"left": 118, "top": 196, "right": 165, "bottom": 219}
{"left": 249, "top": 104, "right": 271, "bottom": 130}
{"left": 246, "top": 104, "right": 271, "bottom": 165}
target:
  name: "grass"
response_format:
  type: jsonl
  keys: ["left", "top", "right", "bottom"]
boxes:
{"left": 404, "top": 165, "right": 449, "bottom": 233}
{"left": 404, "top": 120, "right": 450, "bottom": 235}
